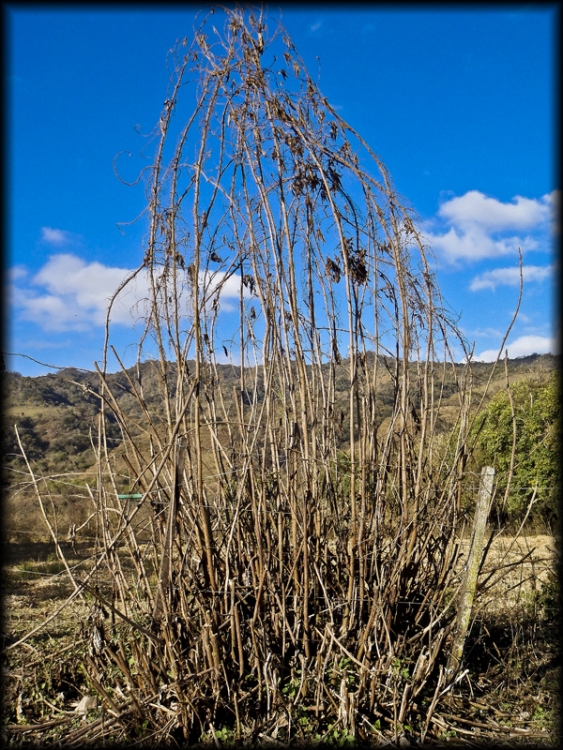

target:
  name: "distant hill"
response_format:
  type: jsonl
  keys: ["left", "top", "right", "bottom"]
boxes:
{"left": 4, "top": 351, "right": 558, "bottom": 475}
{"left": 3, "top": 352, "right": 558, "bottom": 539}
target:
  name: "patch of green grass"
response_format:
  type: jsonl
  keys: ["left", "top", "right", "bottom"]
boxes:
{"left": 16, "top": 558, "right": 67, "bottom": 580}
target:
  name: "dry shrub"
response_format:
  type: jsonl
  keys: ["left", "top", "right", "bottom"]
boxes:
{"left": 8, "top": 8, "right": 528, "bottom": 745}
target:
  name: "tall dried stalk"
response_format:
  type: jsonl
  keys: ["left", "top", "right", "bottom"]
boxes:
{"left": 39, "top": 7, "right": 511, "bottom": 743}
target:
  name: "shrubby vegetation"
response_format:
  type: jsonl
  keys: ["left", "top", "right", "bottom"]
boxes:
{"left": 471, "top": 371, "right": 559, "bottom": 529}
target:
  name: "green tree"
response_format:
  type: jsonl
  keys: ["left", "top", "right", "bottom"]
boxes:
{"left": 472, "top": 372, "right": 559, "bottom": 528}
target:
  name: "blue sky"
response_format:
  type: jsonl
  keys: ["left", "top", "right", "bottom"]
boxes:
{"left": 6, "top": 5, "right": 558, "bottom": 376}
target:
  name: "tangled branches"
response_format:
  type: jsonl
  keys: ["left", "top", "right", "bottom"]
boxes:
{"left": 49, "top": 7, "right": 496, "bottom": 744}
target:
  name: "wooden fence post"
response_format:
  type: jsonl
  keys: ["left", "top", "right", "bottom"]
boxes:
{"left": 446, "top": 466, "right": 495, "bottom": 677}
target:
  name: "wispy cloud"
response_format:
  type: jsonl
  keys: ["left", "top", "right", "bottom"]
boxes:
{"left": 466, "top": 326, "right": 505, "bottom": 340}
{"left": 8, "top": 265, "right": 28, "bottom": 281}
{"left": 309, "top": 20, "right": 322, "bottom": 33}
{"left": 469, "top": 264, "right": 554, "bottom": 291}
{"left": 425, "top": 190, "right": 557, "bottom": 264}
{"left": 474, "top": 334, "right": 557, "bottom": 362}
{"left": 11, "top": 253, "right": 246, "bottom": 333}
{"left": 40, "top": 226, "right": 78, "bottom": 246}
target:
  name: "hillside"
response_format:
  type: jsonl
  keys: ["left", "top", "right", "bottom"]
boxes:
{"left": 3, "top": 352, "right": 558, "bottom": 539}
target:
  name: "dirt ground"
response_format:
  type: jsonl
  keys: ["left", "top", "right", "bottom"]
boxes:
{"left": 1, "top": 534, "right": 558, "bottom": 744}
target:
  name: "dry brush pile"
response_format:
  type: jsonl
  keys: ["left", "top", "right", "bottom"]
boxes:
{"left": 6, "top": 8, "right": 528, "bottom": 745}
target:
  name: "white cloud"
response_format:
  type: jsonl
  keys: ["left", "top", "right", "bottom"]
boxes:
{"left": 200, "top": 270, "right": 243, "bottom": 312}
{"left": 13, "top": 254, "right": 134, "bottom": 331}
{"left": 16, "top": 291, "right": 92, "bottom": 332}
{"left": 426, "top": 190, "right": 557, "bottom": 264}
{"left": 12, "top": 253, "right": 245, "bottom": 333}
{"left": 428, "top": 226, "right": 537, "bottom": 262}
{"left": 34, "top": 254, "right": 132, "bottom": 311}
{"left": 8, "top": 265, "right": 28, "bottom": 281}
{"left": 438, "top": 190, "right": 552, "bottom": 233}
{"left": 469, "top": 264, "right": 554, "bottom": 291}
{"left": 41, "top": 226, "right": 76, "bottom": 245}
{"left": 470, "top": 327, "right": 504, "bottom": 338}
{"left": 474, "top": 334, "right": 557, "bottom": 362}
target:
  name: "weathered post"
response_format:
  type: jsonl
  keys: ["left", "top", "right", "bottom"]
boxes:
{"left": 447, "top": 466, "right": 495, "bottom": 677}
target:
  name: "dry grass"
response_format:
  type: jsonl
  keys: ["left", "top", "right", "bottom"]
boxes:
{"left": 2, "top": 534, "right": 558, "bottom": 746}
